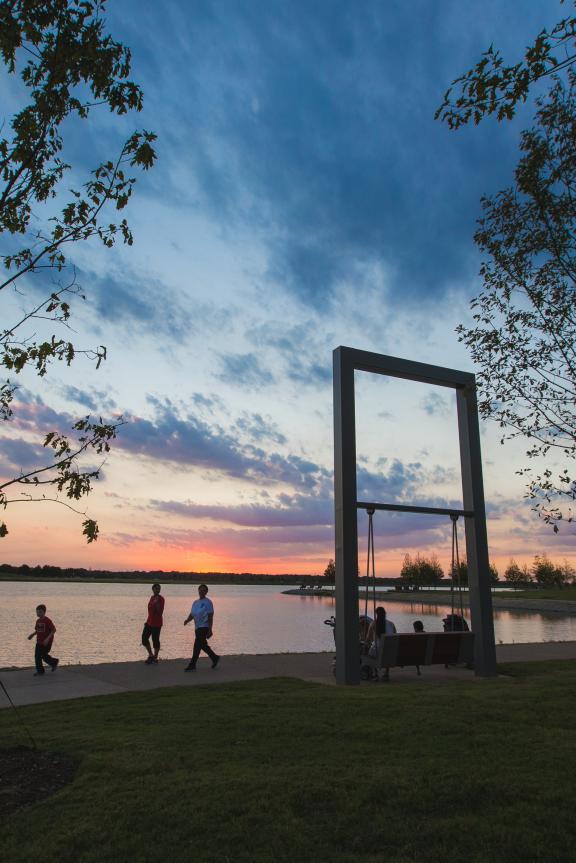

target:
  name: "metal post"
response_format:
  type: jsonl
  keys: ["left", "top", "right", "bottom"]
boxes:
{"left": 333, "top": 348, "right": 360, "bottom": 684}
{"left": 456, "top": 383, "right": 497, "bottom": 676}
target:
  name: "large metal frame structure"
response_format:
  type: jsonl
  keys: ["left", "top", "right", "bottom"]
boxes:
{"left": 333, "top": 346, "right": 497, "bottom": 685}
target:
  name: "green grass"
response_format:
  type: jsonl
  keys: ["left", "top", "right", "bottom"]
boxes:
{"left": 3, "top": 663, "right": 576, "bottom": 863}
{"left": 388, "top": 587, "right": 576, "bottom": 604}
{"left": 499, "top": 586, "right": 576, "bottom": 602}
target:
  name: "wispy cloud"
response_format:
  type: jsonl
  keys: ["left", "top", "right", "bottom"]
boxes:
{"left": 233, "top": 412, "right": 287, "bottom": 446}
{"left": 216, "top": 352, "right": 275, "bottom": 388}
{"left": 115, "top": 396, "right": 330, "bottom": 491}
{"left": 152, "top": 492, "right": 332, "bottom": 527}
{"left": 0, "top": 438, "right": 49, "bottom": 476}
{"left": 127, "top": 0, "right": 545, "bottom": 311}
{"left": 421, "top": 392, "right": 452, "bottom": 418}
{"left": 247, "top": 320, "right": 332, "bottom": 388}
{"left": 60, "top": 385, "right": 118, "bottom": 413}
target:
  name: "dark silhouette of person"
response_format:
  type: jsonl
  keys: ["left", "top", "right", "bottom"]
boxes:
{"left": 142, "top": 583, "right": 165, "bottom": 664}
{"left": 183, "top": 584, "right": 220, "bottom": 671}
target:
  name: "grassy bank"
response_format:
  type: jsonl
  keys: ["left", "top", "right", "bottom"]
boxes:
{"left": 499, "top": 586, "right": 576, "bottom": 602}
{"left": 383, "top": 587, "right": 576, "bottom": 608}
{"left": 2, "top": 662, "right": 576, "bottom": 862}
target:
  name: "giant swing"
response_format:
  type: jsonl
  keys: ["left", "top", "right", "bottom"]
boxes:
{"left": 332, "top": 346, "right": 497, "bottom": 685}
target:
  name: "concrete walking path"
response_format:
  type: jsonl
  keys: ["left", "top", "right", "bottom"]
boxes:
{"left": 2, "top": 641, "right": 576, "bottom": 709}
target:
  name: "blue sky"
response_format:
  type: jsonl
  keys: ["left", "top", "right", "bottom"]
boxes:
{"left": 2, "top": 0, "right": 574, "bottom": 574}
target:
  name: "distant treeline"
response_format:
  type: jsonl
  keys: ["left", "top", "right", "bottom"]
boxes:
{"left": 0, "top": 563, "right": 398, "bottom": 585}
{"left": 3, "top": 559, "right": 573, "bottom": 588}
{"left": 0, "top": 563, "right": 313, "bottom": 583}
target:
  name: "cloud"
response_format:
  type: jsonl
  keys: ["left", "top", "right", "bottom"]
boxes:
{"left": 84, "top": 269, "right": 196, "bottom": 340}
{"left": 6, "top": 397, "right": 76, "bottom": 434}
{"left": 115, "top": 396, "right": 330, "bottom": 491}
{"left": 233, "top": 412, "right": 287, "bottom": 446}
{"left": 421, "top": 392, "right": 452, "bottom": 418}
{"left": 130, "top": 0, "right": 553, "bottom": 311}
{"left": 60, "top": 385, "right": 118, "bottom": 413}
{"left": 6, "top": 394, "right": 468, "bottom": 511}
{"left": 191, "top": 392, "right": 226, "bottom": 414}
{"left": 6, "top": 392, "right": 328, "bottom": 491}
{"left": 150, "top": 455, "right": 467, "bottom": 535}
{"left": 357, "top": 459, "right": 428, "bottom": 504}
{"left": 0, "top": 438, "right": 49, "bottom": 475}
{"left": 216, "top": 352, "right": 275, "bottom": 388}
{"left": 108, "top": 524, "right": 334, "bottom": 557}
{"left": 247, "top": 320, "right": 332, "bottom": 388}
{"left": 70, "top": 266, "right": 232, "bottom": 344}
{"left": 152, "top": 492, "right": 332, "bottom": 527}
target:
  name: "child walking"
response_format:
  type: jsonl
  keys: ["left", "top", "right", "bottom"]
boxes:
{"left": 28, "top": 604, "right": 59, "bottom": 676}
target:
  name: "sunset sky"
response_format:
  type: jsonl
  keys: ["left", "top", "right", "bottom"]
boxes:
{"left": 1, "top": 0, "right": 574, "bottom": 576}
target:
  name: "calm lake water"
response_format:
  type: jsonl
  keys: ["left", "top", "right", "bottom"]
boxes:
{"left": 2, "top": 581, "right": 576, "bottom": 668}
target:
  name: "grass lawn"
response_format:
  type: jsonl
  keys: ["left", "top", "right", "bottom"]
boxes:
{"left": 500, "top": 586, "right": 576, "bottom": 602}
{"left": 397, "top": 587, "right": 576, "bottom": 603}
{"left": 2, "top": 662, "right": 576, "bottom": 863}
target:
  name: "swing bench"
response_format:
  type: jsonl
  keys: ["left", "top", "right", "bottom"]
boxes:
{"left": 360, "top": 508, "right": 474, "bottom": 678}
{"left": 362, "top": 631, "right": 475, "bottom": 677}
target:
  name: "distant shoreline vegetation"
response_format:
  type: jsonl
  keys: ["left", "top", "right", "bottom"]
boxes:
{"left": 0, "top": 564, "right": 326, "bottom": 585}
{"left": 0, "top": 564, "right": 345, "bottom": 585}
{"left": 1, "top": 557, "right": 573, "bottom": 588}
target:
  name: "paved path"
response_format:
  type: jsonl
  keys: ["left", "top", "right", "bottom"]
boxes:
{"left": 1, "top": 642, "right": 576, "bottom": 709}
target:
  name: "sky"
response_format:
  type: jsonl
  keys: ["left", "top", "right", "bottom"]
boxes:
{"left": 1, "top": 0, "right": 574, "bottom": 576}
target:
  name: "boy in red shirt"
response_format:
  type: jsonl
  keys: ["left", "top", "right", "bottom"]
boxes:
{"left": 27, "top": 604, "right": 59, "bottom": 676}
{"left": 142, "top": 583, "right": 165, "bottom": 664}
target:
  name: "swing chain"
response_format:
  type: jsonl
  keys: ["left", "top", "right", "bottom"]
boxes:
{"left": 365, "top": 508, "right": 376, "bottom": 620}
{"left": 450, "top": 514, "right": 464, "bottom": 624}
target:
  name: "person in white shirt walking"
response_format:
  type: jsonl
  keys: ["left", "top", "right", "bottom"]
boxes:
{"left": 183, "top": 584, "right": 220, "bottom": 671}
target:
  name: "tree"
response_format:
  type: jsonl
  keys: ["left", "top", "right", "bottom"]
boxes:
{"left": 531, "top": 554, "right": 576, "bottom": 586}
{"left": 0, "top": 1, "right": 156, "bottom": 541}
{"left": 504, "top": 559, "right": 532, "bottom": 588}
{"left": 435, "top": 6, "right": 576, "bottom": 129}
{"left": 437, "top": 9, "right": 576, "bottom": 531}
{"left": 532, "top": 554, "right": 566, "bottom": 587}
{"left": 400, "top": 553, "right": 444, "bottom": 587}
{"left": 558, "top": 559, "right": 576, "bottom": 583}
{"left": 451, "top": 559, "right": 499, "bottom": 585}
{"left": 323, "top": 559, "right": 336, "bottom": 582}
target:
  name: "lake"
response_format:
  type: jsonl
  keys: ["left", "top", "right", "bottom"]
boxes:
{"left": 2, "top": 581, "right": 576, "bottom": 668}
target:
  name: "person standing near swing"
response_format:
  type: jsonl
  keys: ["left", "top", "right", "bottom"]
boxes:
{"left": 183, "top": 584, "right": 220, "bottom": 671}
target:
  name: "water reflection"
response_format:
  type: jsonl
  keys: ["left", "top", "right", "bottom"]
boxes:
{"left": 1, "top": 582, "right": 575, "bottom": 668}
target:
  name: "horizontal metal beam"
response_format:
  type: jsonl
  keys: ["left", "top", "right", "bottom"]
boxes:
{"left": 356, "top": 501, "right": 474, "bottom": 518}
{"left": 338, "top": 345, "right": 475, "bottom": 389}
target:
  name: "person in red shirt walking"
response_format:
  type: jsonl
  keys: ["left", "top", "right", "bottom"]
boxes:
{"left": 142, "top": 583, "right": 165, "bottom": 664}
{"left": 27, "top": 604, "right": 59, "bottom": 676}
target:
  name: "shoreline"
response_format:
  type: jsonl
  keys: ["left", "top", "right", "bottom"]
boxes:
{"left": 380, "top": 591, "right": 576, "bottom": 615}
{"left": 283, "top": 587, "right": 576, "bottom": 615}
